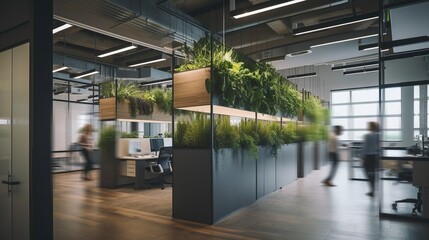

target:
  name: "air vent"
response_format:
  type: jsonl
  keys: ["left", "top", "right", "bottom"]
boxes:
{"left": 286, "top": 49, "right": 312, "bottom": 57}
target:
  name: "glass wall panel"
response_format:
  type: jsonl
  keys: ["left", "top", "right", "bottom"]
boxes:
{"left": 414, "top": 116, "right": 420, "bottom": 128}
{"left": 331, "top": 118, "right": 349, "bottom": 129}
{"left": 414, "top": 100, "right": 420, "bottom": 114}
{"left": 383, "top": 130, "right": 401, "bottom": 141}
{"left": 384, "top": 117, "right": 401, "bottom": 129}
{"left": 352, "top": 88, "right": 379, "bottom": 102}
{"left": 352, "top": 103, "right": 378, "bottom": 116}
{"left": 331, "top": 91, "right": 350, "bottom": 104}
{"left": 331, "top": 105, "right": 349, "bottom": 117}
{"left": 52, "top": 101, "right": 68, "bottom": 151}
{"left": 384, "top": 87, "right": 401, "bottom": 101}
{"left": 384, "top": 102, "right": 401, "bottom": 115}
{"left": 351, "top": 131, "right": 367, "bottom": 141}
{"left": 353, "top": 117, "right": 378, "bottom": 129}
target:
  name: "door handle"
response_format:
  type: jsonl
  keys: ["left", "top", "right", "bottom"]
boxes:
{"left": 1, "top": 180, "right": 20, "bottom": 185}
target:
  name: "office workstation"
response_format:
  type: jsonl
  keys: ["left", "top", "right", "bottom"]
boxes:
{"left": 117, "top": 137, "right": 173, "bottom": 189}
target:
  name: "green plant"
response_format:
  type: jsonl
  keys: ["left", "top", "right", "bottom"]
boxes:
{"left": 100, "top": 80, "right": 176, "bottom": 117}
{"left": 174, "top": 113, "right": 211, "bottom": 148}
{"left": 215, "top": 116, "right": 240, "bottom": 149}
{"left": 238, "top": 120, "right": 258, "bottom": 156}
{"left": 150, "top": 88, "right": 173, "bottom": 114}
{"left": 98, "top": 125, "right": 116, "bottom": 149}
{"left": 120, "top": 131, "right": 139, "bottom": 138}
{"left": 176, "top": 37, "right": 304, "bottom": 117}
{"left": 164, "top": 131, "right": 173, "bottom": 138}
{"left": 281, "top": 122, "right": 298, "bottom": 144}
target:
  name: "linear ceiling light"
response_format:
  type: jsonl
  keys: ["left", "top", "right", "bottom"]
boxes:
{"left": 293, "top": 12, "right": 378, "bottom": 36}
{"left": 72, "top": 69, "right": 99, "bottom": 79}
{"left": 53, "top": 23, "right": 73, "bottom": 34}
{"left": 343, "top": 67, "right": 379, "bottom": 76}
{"left": 231, "top": 0, "right": 306, "bottom": 19}
{"left": 287, "top": 72, "right": 317, "bottom": 79}
{"left": 52, "top": 65, "right": 69, "bottom": 73}
{"left": 332, "top": 60, "right": 379, "bottom": 71}
{"left": 311, "top": 33, "right": 378, "bottom": 48}
{"left": 97, "top": 45, "right": 137, "bottom": 58}
{"left": 128, "top": 56, "right": 167, "bottom": 68}
{"left": 358, "top": 43, "right": 389, "bottom": 52}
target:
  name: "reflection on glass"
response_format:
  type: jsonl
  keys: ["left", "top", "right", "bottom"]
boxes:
{"left": 332, "top": 91, "right": 350, "bottom": 104}
{"left": 352, "top": 88, "right": 379, "bottom": 102}
{"left": 384, "top": 102, "right": 401, "bottom": 115}
{"left": 352, "top": 103, "right": 378, "bottom": 116}
{"left": 331, "top": 105, "right": 349, "bottom": 117}
{"left": 384, "top": 87, "right": 401, "bottom": 101}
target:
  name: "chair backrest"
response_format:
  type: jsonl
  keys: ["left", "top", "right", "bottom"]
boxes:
{"left": 157, "top": 147, "right": 172, "bottom": 173}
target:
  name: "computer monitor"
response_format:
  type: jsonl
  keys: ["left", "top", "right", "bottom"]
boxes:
{"left": 150, "top": 138, "right": 164, "bottom": 155}
{"left": 417, "top": 134, "right": 424, "bottom": 151}
{"left": 128, "top": 139, "right": 142, "bottom": 156}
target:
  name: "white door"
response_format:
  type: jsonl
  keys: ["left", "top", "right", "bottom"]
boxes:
{"left": 0, "top": 44, "right": 30, "bottom": 240}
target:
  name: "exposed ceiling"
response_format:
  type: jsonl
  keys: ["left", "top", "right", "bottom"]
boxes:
{"left": 53, "top": 0, "right": 386, "bottom": 79}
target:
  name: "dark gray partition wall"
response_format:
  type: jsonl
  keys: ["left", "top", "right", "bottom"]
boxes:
{"left": 213, "top": 149, "right": 256, "bottom": 222}
{"left": 173, "top": 149, "right": 213, "bottom": 224}
{"left": 298, "top": 142, "right": 315, "bottom": 178}
{"left": 99, "top": 140, "right": 117, "bottom": 188}
{"left": 257, "top": 147, "right": 277, "bottom": 198}
{"left": 318, "top": 141, "right": 328, "bottom": 166}
{"left": 276, "top": 144, "right": 298, "bottom": 188}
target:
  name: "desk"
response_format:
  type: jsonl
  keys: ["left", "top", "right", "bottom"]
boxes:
{"left": 381, "top": 149, "right": 429, "bottom": 218}
{"left": 118, "top": 155, "right": 158, "bottom": 190}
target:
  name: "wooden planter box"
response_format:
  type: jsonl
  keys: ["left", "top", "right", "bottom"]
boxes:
{"left": 173, "top": 67, "right": 211, "bottom": 108}
{"left": 100, "top": 97, "right": 171, "bottom": 121}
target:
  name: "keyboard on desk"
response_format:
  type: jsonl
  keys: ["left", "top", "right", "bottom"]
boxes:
{"left": 134, "top": 154, "right": 157, "bottom": 159}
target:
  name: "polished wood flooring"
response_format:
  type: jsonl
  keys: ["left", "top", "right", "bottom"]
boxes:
{"left": 54, "top": 162, "right": 429, "bottom": 240}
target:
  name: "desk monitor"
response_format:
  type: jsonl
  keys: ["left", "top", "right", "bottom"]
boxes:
{"left": 128, "top": 139, "right": 142, "bottom": 156}
{"left": 150, "top": 138, "right": 164, "bottom": 155}
{"left": 164, "top": 137, "right": 172, "bottom": 147}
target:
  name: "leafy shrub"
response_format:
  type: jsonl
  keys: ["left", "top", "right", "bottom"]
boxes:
{"left": 174, "top": 113, "right": 211, "bottom": 148}
{"left": 120, "top": 131, "right": 139, "bottom": 138}
{"left": 215, "top": 116, "right": 240, "bottom": 149}
{"left": 99, "top": 125, "right": 116, "bottom": 149}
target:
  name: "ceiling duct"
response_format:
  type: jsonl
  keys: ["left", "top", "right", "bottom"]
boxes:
{"left": 116, "top": 67, "right": 171, "bottom": 83}
{"left": 106, "top": 0, "right": 206, "bottom": 46}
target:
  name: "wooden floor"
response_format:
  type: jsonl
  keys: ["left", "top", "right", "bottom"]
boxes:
{"left": 53, "top": 162, "right": 429, "bottom": 240}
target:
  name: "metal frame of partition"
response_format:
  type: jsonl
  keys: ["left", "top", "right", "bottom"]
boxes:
{"left": 378, "top": 0, "right": 429, "bottom": 220}
{"left": 52, "top": 77, "right": 99, "bottom": 173}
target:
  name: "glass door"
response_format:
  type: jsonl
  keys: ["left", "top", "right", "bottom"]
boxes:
{"left": 0, "top": 43, "right": 30, "bottom": 240}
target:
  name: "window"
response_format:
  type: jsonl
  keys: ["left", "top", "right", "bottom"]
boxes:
{"left": 331, "top": 87, "right": 380, "bottom": 141}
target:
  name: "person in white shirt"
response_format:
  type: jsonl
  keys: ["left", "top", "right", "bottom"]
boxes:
{"left": 361, "top": 121, "right": 380, "bottom": 197}
{"left": 322, "top": 125, "right": 343, "bottom": 187}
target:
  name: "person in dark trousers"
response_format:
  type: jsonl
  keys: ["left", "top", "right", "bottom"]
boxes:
{"left": 322, "top": 125, "right": 343, "bottom": 187}
{"left": 362, "top": 121, "right": 380, "bottom": 197}
{"left": 79, "top": 124, "right": 94, "bottom": 181}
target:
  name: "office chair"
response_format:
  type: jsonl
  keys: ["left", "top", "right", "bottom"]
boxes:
{"left": 146, "top": 147, "right": 173, "bottom": 190}
{"left": 391, "top": 163, "right": 423, "bottom": 216}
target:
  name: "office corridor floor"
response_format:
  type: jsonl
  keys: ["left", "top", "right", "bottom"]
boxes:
{"left": 53, "top": 162, "right": 429, "bottom": 240}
